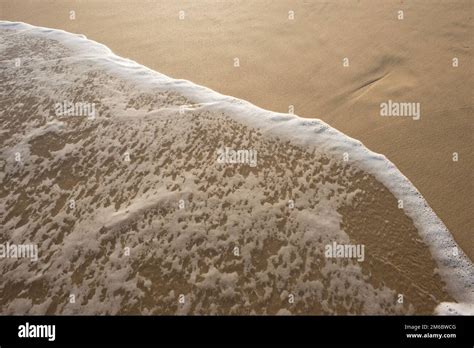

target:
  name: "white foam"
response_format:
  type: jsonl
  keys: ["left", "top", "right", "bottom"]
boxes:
{"left": 435, "top": 302, "right": 474, "bottom": 315}
{"left": 0, "top": 20, "right": 472, "bottom": 312}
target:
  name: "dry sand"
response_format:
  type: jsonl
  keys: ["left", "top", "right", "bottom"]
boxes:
{"left": 1, "top": 0, "right": 471, "bottom": 260}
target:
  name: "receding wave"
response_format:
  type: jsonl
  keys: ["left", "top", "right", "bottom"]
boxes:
{"left": 0, "top": 21, "right": 472, "bottom": 315}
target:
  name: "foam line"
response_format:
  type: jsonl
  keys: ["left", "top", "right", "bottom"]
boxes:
{"left": 1, "top": 20, "right": 472, "bottom": 311}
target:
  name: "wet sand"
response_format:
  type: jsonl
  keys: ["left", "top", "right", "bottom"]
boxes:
{"left": 2, "top": 0, "right": 470, "bottom": 260}
{"left": 1, "top": 22, "right": 467, "bottom": 314}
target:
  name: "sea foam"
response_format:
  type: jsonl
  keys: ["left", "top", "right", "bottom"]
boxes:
{"left": 0, "top": 21, "right": 472, "bottom": 314}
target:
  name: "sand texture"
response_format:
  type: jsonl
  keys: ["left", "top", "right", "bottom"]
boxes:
{"left": 0, "top": 21, "right": 472, "bottom": 314}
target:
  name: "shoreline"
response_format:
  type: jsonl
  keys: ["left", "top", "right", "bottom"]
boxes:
{"left": 0, "top": 21, "right": 472, "bottom": 313}
{"left": 1, "top": 0, "right": 471, "bottom": 263}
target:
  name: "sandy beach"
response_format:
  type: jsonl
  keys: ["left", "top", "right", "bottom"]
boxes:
{"left": 0, "top": 1, "right": 472, "bottom": 315}
{"left": 1, "top": 0, "right": 471, "bottom": 261}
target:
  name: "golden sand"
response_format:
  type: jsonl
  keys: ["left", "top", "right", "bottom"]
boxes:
{"left": 2, "top": 0, "right": 471, "bottom": 260}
